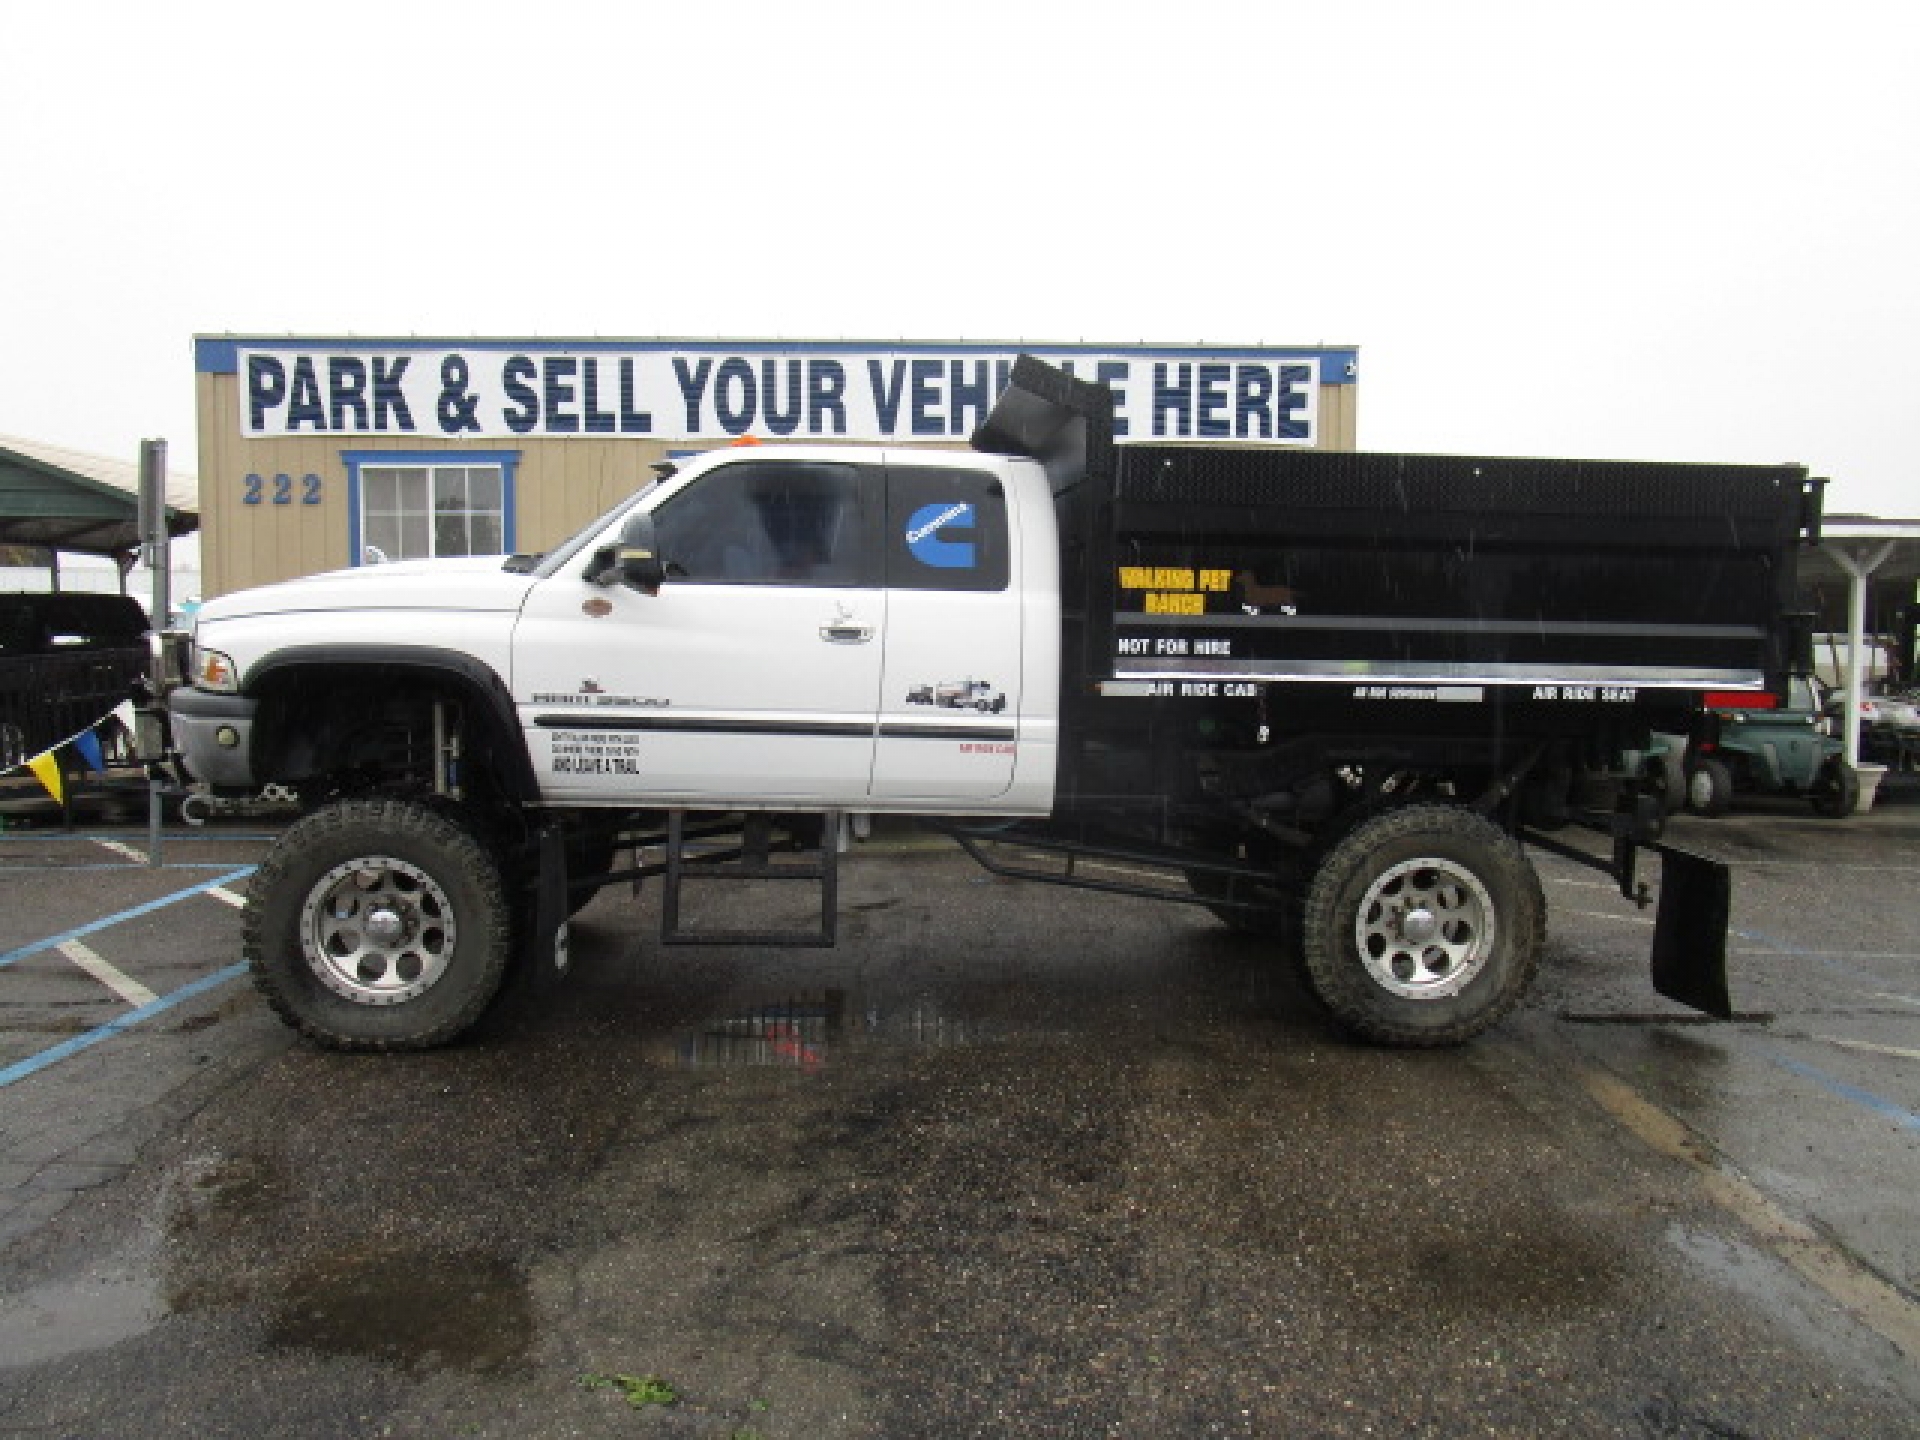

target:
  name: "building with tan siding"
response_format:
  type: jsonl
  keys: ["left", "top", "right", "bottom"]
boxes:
{"left": 193, "top": 338, "right": 1359, "bottom": 596}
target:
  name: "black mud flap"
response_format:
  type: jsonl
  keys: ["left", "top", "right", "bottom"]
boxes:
{"left": 525, "top": 823, "right": 572, "bottom": 992}
{"left": 1649, "top": 842, "right": 1733, "bottom": 1019}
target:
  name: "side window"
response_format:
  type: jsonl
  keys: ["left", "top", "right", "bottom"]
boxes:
{"left": 885, "top": 467, "right": 1009, "bottom": 592}
{"left": 653, "top": 462, "right": 869, "bottom": 586}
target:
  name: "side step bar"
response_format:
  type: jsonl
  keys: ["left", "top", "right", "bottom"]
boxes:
{"left": 660, "top": 810, "right": 841, "bottom": 948}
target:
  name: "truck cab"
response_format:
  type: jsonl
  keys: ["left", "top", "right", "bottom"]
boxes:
{"left": 174, "top": 446, "right": 1062, "bottom": 819}
{"left": 513, "top": 447, "right": 1058, "bottom": 813}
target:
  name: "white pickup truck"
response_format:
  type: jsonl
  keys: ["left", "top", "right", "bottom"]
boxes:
{"left": 168, "top": 357, "right": 1824, "bottom": 1053}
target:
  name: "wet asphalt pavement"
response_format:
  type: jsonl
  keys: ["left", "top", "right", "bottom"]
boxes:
{"left": 1, "top": 783, "right": 1918, "bottom": 1437}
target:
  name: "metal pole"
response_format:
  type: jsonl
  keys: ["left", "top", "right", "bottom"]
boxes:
{"left": 139, "top": 440, "right": 170, "bottom": 633}
{"left": 1830, "top": 539, "right": 1896, "bottom": 767}
{"left": 138, "top": 440, "right": 169, "bottom": 868}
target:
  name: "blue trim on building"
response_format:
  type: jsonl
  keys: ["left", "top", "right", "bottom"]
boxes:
{"left": 198, "top": 336, "right": 1360, "bottom": 383}
{"left": 341, "top": 449, "right": 520, "bottom": 566}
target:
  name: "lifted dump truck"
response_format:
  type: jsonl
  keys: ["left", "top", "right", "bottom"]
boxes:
{"left": 167, "top": 356, "right": 1821, "bottom": 1051}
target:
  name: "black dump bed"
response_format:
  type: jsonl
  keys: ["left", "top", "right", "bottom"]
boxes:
{"left": 1104, "top": 444, "right": 1814, "bottom": 692}
{"left": 977, "top": 356, "right": 1820, "bottom": 721}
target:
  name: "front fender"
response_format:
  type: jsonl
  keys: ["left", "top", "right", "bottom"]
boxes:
{"left": 246, "top": 644, "right": 540, "bottom": 802}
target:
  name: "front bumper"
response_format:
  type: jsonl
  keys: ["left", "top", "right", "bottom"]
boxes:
{"left": 168, "top": 686, "right": 260, "bottom": 789}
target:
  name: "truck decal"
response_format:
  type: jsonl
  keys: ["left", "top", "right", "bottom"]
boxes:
{"left": 531, "top": 692, "right": 667, "bottom": 708}
{"left": 904, "top": 678, "right": 1007, "bottom": 713}
{"left": 549, "top": 729, "right": 644, "bottom": 775}
{"left": 904, "top": 502, "right": 978, "bottom": 569}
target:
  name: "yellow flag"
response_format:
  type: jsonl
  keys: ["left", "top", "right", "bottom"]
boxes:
{"left": 27, "top": 750, "right": 64, "bottom": 805}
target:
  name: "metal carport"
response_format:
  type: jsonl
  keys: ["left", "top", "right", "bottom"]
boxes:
{"left": 1799, "top": 515, "right": 1920, "bottom": 767}
{"left": 0, "top": 435, "right": 197, "bottom": 580}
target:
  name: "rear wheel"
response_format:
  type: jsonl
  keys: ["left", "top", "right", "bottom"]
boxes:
{"left": 1300, "top": 805, "right": 1543, "bottom": 1047}
{"left": 245, "top": 798, "right": 513, "bottom": 1051}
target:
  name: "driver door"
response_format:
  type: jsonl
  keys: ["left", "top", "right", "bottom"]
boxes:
{"left": 512, "top": 459, "right": 886, "bottom": 804}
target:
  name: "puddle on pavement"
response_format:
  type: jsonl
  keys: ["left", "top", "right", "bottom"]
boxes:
{"left": 266, "top": 1245, "right": 534, "bottom": 1373}
{"left": 652, "top": 986, "right": 983, "bottom": 1069}
{"left": 161, "top": 1152, "right": 535, "bottom": 1375}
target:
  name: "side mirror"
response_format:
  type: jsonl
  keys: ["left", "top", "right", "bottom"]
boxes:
{"left": 589, "top": 512, "right": 667, "bottom": 592}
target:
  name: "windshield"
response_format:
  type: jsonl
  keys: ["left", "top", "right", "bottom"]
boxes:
{"left": 526, "top": 478, "right": 662, "bottom": 579}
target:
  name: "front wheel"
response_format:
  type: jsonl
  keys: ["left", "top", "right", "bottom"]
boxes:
{"left": 1300, "top": 805, "right": 1544, "bottom": 1047}
{"left": 1810, "top": 757, "right": 1860, "bottom": 818}
{"left": 1686, "top": 758, "right": 1734, "bottom": 817}
{"left": 244, "top": 798, "right": 514, "bottom": 1051}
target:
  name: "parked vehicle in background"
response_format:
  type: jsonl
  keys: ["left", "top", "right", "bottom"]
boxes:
{"left": 1689, "top": 674, "right": 1857, "bottom": 817}
{"left": 1826, "top": 687, "right": 1920, "bottom": 772}
{"left": 1624, "top": 731, "right": 1689, "bottom": 816}
{"left": 0, "top": 592, "right": 148, "bottom": 769}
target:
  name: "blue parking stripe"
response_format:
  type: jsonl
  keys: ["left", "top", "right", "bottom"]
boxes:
{"left": 0, "top": 963, "right": 250, "bottom": 1089}
{"left": 0, "top": 866, "right": 256, "bottom": 970}
{"left": 1771, "top": 1054, "right": 1920, "bottom": 1134}
{"left": 1728, "top": 927, "right": 1920, "bottom": 1133}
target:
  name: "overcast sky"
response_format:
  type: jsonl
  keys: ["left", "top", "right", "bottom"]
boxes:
{"left": 4, "top": 0, "right": 1915, "bottom": 517}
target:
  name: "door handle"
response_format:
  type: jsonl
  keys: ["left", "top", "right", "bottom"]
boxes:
{"left": 819, "top": 624, "right": 873, "bottom": 644}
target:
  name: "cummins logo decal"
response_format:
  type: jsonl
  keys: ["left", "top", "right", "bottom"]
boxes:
{"left": 906, "top": 502, "right": 976, "bottom": 569}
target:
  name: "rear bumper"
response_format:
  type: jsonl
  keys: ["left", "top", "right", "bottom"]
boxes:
{"left": 168, "top": 687, "right": 259, "bottom": 789}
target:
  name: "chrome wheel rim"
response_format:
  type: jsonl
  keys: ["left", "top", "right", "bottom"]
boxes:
{"left": 300, "top": 856, "right": 457, "bottom": 1005}
{"left": 1354, "top": 857, "right": 1495, "bottom": 999}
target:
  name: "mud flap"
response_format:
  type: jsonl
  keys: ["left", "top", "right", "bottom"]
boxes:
{"left": 526, "top": 823, "right": 572, "bottom": 991}
{"left": 1649, "top": 842, "right": 1732, "bottom": 1019}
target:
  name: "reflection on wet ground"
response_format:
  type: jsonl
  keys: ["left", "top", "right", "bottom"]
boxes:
{"left": 660, "top": 987, "right": 983, "bottom": 1070}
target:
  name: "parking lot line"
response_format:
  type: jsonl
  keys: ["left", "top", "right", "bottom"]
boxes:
{"left": 1813, "top": 1036, "right": 1920, "bottom": 1064}
{"left": 57, "top": 939, "right": 158, "bottom": 1008}
{"left": 1583, "top": 1065, "right": 1920, "bottom": 1364}
{"left": 1734, "top": 859, "right": 1920, "bottom": 873}
{"left": 0, "top": 867, "right": 256, "bottom": 971}
{"left": 1559, "top": 908, "right": 1654, "bottom": 926}
{"left": 1868, "top": 991, "right": 1920, "bottom": 1010}
{"left": 0, "top": 963, "right": 249, "bottom": 1090}
{"left": 1770, "top": 1052, "right": 1920, "bottom": 1134}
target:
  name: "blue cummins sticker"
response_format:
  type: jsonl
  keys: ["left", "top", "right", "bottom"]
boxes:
{"left": 905, "top": 502, "right": 976, "bottom": 569}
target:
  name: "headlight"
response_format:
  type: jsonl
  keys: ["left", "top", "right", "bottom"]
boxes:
{"left": 191, "top": 643, "right": 238, "bottom": 693}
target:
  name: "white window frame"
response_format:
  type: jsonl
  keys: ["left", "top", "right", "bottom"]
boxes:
{"left": 342, "top": 450, "right": 520, "bottom": 565}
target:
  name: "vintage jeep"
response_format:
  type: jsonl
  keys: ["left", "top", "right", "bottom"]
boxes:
{"left": 1686, "top": 673, "right": 1857, "bottom": 818}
